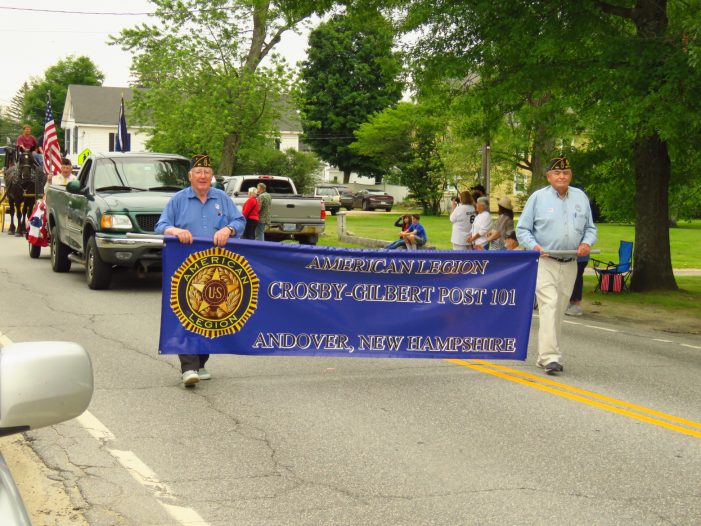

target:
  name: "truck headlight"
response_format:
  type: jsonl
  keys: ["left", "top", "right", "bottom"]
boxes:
{"left": 101, "top": 214, "right": 133, "bottom": 230}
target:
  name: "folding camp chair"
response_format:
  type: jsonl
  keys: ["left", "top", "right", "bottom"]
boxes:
{"left": 592, "top": 240, "right": 633, "bottom": 293}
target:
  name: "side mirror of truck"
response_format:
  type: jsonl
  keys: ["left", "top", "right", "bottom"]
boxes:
{"left": 66, "top": 180, "right": 82, "bottom": 195}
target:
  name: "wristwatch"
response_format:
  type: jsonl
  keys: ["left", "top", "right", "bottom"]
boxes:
{"left": 226, "top": 226, "right": 235, "bottom": 235}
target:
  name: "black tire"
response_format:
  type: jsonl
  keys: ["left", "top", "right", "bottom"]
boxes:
{"left": 330, "top": 209, "right": 337, "bottom": 216}
{"left": 299, "top": 234, "right": 318, "bottom": 245}
{"left": 344, "top": 205, "right": 353, "bottom": 211}
{"left": 86, "top": 236, "right": 112, "bottom": 290}
{"left": 386, "top": 207, "right": 393, "bottom": 212}
{"left": 29, "top": 243, "right": 41, "bottom": 259}
{"left": 50, "top": 224, "right": 71, "bottom": 272}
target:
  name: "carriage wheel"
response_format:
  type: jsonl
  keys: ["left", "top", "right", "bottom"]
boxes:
{"left": 50, "top": 225, "right": 71, "bottom": 272}
{"left": 29, "top": 243, "right": 41, "bottom": 259}
{"left": 86, "top": 236, "right": 112, "bottom": 290}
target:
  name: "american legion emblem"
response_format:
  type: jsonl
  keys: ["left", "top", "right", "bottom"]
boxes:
{"left": 170, "top": 247, "right": 259, "bottom": 338}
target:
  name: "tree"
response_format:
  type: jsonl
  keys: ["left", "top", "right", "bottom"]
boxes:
{"left": 2, "top": 83, "right": 28, "bottom": 143}
{"left": 400, "top": 0, "right": 701, "bottom": 291}
{"left": 22, "top": 56, "right": 104, "bottom": 143}
{"left": 352, "top": 101, "right": 447, "bottom": 215}
{"left": 114, "top": 0, "right": 333, "bottom": 175}
{"left": 296, "top": 9, "right": 403, "bottom": 184}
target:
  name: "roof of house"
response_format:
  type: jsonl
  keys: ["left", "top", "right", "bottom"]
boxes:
{"left": 276, "top": 94, "right": 302, "bottom": 133}
{"left": 63, "top": 84, "right": 302, "bottom": 132}
{"left": 63, "top": 85, "right": 142, "bottom": 126}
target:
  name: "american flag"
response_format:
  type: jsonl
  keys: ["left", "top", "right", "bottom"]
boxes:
{"left": 43, "top": 96, "right": 62, "bottom": 176}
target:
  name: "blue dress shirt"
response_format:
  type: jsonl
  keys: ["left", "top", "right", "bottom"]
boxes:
{"left": 516, "top": 185, "right": 597, "bottom": 251}
{"left": 155, "top": 186, "right": 246, "bottom": 239}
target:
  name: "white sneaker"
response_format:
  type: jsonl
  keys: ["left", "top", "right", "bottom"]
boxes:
{"left": 565, "top": 304, "right": 583, "bottom": 316}
{"left": 198, "top": 368, "right": 211, "bottom": 380}
{"left": 182, "top": 370, "right": 200, "bottom": 386}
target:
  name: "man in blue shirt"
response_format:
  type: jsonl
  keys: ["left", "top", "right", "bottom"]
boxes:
{"left": 156, "top": 153, "right": 246, "bottom": 386}
{"left": 517, "top": 157, "right": 597, "bottom": 374}
{"left": 400, "top": 214, "right": 428, "bottom": 250}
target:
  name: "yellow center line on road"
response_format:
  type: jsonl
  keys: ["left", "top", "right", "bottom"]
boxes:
{"left": 446, "top": 359, "right": 701, "bottom": 439}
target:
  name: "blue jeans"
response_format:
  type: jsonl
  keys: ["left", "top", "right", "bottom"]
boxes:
{"left": 254, "top": 222, "right": 266, "bottom": 241}
{"left": 385, "top": 238, "right": 405, "bottom": 249}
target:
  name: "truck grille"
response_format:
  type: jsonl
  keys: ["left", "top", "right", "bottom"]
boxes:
{"left": 135, "top": 214, "right": 161, "bottom": 233}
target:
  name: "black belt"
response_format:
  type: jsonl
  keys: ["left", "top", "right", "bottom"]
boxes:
{"left": 550, "top": 257, "right": 574, "bottom": 263}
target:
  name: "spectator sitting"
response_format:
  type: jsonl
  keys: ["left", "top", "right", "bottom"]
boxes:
{"left": 399, "top": 214, "right": 427, "bottom": 250}
{"left": 468, "top": 197, "right": 493, "bottom": 250}
{"left": 484, "top": 196, "right": 515, "bottom": 250}
{"left": 504, "top": 230, "right": 520, "bottom": 250}
{"left": 385, "top": 214, "right": 412, "bottom": 249}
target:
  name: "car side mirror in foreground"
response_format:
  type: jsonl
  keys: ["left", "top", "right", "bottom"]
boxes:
{"left": 0, "top": 342, "right": 93, "bottom": 437}
{"left": 65, "top": 180, "right": 82, "bottom": 194}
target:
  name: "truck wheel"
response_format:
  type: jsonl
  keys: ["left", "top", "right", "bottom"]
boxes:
{"left": 50, "top": 225, "right": 71, "bottom": 272}
{"left": 299, "top": 234, "right": 318, "bottom": 245}
{"left": 29, "top": 243, "right": 41, "bottom": 259}
{"left": 86, "top": 236, "right": 112, "bottom": 290}
{"left": 331, "top": 209, "right": 337, "bottom": 216}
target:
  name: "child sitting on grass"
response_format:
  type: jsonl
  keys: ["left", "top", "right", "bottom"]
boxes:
{"left": 399, "top": 214, "right": 428, "bottom": 250}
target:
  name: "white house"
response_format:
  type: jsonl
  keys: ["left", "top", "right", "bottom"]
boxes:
{"left": 62, "top": 85, "right": 306, "bottom": 165}
{"left": 61, "top": 85, "right": 149, "bottom": 164}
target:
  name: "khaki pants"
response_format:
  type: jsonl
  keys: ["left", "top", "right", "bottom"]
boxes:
{"left": 535, "top": 257, "right": 578, "bottom": 366}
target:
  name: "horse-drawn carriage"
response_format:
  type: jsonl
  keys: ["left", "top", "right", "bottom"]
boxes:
{"left": 1, "top": 145, "right": 49, "bottom": 256}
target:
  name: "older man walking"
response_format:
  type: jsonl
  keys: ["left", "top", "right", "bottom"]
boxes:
{"left": 156, "top": 153, "right": 246, "bottom": 386}
{"left": 517, "top": 157, "right": 597, "bottom": 374}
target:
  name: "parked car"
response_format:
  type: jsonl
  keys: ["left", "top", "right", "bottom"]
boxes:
{"left": 313, "top": 185, "right": 341, "bottom": 215}
{"left": 337, "top": 186, "right": 354, "bottom": 211}
{"left": 352, "top": 188, "right": 394, "bottom": 212}
{"left": 0, "top": 341, "right": 94, "bottom": 524}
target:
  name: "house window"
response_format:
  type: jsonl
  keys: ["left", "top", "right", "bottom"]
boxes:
{"left": 73, "top": 127, "right": 78, "bottom": 154}
{"left": 65, "top": 128, "right": 71, "bottom": 155}
{"left": 109, "top": 132, "right": 131, "bottom": 152}
{"left": 514, "top": 173, "right": 527, "bottom": 194}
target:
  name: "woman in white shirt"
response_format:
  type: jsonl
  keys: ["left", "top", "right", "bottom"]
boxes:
{"left": 468, "top": 196, "right": 493, "bottom": 249}
{"left": 449, "top": 191, "right": 476, "bottom": 250}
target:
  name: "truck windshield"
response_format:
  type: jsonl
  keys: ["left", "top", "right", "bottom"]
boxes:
{"left": 94, "top": 158, "right": 190, "bottom": 191}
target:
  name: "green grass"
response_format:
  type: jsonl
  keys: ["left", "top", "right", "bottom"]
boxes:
{"left": 317, "top": 213, "right": 701, "bottom": 322}
{"left": 321, "top": 214, "right": 701, "bottom": 269}
{"left": 581, "top": 274, "right": 701, "bottom": 322}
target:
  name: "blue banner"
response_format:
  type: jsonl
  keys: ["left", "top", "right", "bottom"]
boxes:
{"left": 159, "top": 239, "right": 539, "bottom": 360}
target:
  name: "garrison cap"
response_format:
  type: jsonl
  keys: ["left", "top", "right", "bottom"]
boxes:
{"left": 190, "top": 153, "right": 212, "bottom": 169}
{"left": 547, "top": 156, "right": 571, "bottom": 171}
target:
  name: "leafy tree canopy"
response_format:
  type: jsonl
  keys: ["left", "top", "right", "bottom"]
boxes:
{"left": 22, "top": 56, "right": 104, "bottom": 144}
{"left": 296, "top": 8, "right": 404, "bottom": 183}
{"left": 114, "top": 0, "right": 333, "bottom": 175}
{"left": 351, "top": 101, "right": 447, "bottom": 215}
{"left": 398, "top": 0, "right": 701, "bottom": 290}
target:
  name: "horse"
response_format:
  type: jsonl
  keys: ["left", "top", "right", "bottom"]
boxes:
{"left": 0, "top": 146, "right": 46, "bottom": 236}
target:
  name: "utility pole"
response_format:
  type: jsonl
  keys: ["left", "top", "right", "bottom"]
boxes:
{"left": 481, "top": 143, "right": 491, "bottom": 195}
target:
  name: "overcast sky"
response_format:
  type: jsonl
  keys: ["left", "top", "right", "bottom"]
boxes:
{"left": 0, "top": 1, "right": 310, "bottom": 108}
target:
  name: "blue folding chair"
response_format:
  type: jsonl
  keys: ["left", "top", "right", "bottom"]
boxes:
{"left": 592, "top": 241, "right": 633, "bottom": 293}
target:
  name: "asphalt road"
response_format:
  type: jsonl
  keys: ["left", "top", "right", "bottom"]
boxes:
{"left": 0, "top": 234, "right": 700, "bottom": 525}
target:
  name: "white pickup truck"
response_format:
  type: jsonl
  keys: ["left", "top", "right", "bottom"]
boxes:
{"left": 223, "top": 175, "right": 325, "bottom": 245}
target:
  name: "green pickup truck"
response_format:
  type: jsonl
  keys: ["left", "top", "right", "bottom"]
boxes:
{"left": 45, "top": 152, "right": 190, "bottom": 289}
